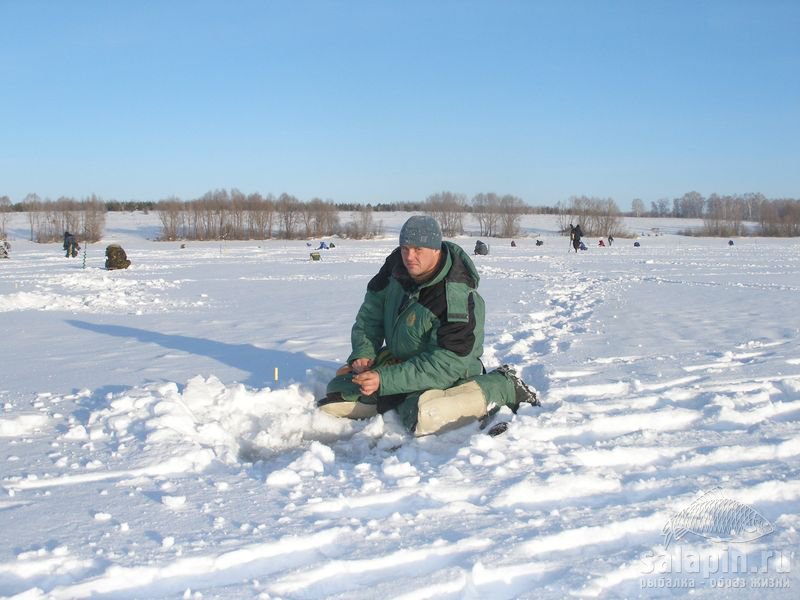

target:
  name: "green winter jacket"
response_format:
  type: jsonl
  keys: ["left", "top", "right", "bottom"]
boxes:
{"left": 348, "top": 241, "right": 485, "bottom": 396}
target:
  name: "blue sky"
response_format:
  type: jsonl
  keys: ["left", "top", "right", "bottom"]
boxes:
{"left": 1, "top": 0, "right": 798, "bottom": 208}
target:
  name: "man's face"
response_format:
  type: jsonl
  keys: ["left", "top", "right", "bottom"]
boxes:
{"left": 401, "top": 245, "right": 441, "bottom": 281}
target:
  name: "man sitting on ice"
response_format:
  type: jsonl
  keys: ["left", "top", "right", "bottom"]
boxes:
{"left": 317, "top": 215, "right": 539, "bottom": 436}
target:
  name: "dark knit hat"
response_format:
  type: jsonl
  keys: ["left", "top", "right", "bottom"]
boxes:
{"left": 399, "top": 215, "right": 442, "bottom": 250}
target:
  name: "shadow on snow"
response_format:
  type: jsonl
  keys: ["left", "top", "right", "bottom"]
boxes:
{"left": 65, "top": 319, "right": 338, "bottom": 389}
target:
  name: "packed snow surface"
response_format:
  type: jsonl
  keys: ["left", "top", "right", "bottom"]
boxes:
{"left": 1, "top": 213, "right": 798, "bottom": 599}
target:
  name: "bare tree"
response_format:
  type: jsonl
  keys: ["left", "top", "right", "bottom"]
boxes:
{"left": 0, "top": 195, "right": 10, "bottom": 238}
{"left": 200, "top": 189, "right": 229, "bottom": 239}
{"left": 557, "top": 196, "right": 628, "bottom": 237}
{"left": 703, "top": 194, "right": 744, "bottom": 236}
{"left": 157, "top": 190, "right": 281, "bottom": 241}
{"left": 424, "top": 191, "right": 467, "bottom": 237}
{"left": 315, "top": 199, "right": 340, "bottom": 237}
{"left": 157, "top": 197, "right": 185, "bottom": 240}
{"left": 299, "top": 198, "right": 338, "bottom": 238}
{"left": 763, "top": 199, "right": 800, "bottom": 236}
{"left": 17, "top": 195, "right": 105, "bottom": 243}
{"left": 300, "top": 201, "right": 315, "bottom": 238}
{"left": 344, "top": 205, "right": 382, "bottom": 239}
{"left": 498, "top": 194, "right": 525, "bottom": 237}
{"left": 81, "top": 194, "right": 107, "bottom": 242}
{"left": 34, "top": 196, "right": 105, "bottom": 243}
{"left": 276, "top": 193, "right": 302, "bottom": 239}
{"left": 471, "top": 193, "right": 501, "bottom": 237}
{"left": 741, "top": 192, "right": 765, "bottom": 222}
{"left": 250, "top": 193, "right": 275, "bottom": 239}
{"left": 650, "top": 198, "right": 671, "bottom": 217}
{"left": 676, "top": 191, "right": 705, "bottom": 219}
{"left": 592, "top": 198, "right": 626, "bottom": 236}
{"left": 23, "top": 193, "right": 42, "bottom": 241}
{"left": 227, "top": 189, "right": 247, "bottom": 239}
{"left": 631, "top": 198, "right": 645, "bottom": 217}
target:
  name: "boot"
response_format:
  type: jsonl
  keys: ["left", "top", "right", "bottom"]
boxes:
{"left": 493, "top": 365, "right": 540, "bottom": 411}
{"left": 317, "top": 393, "right": 378, "bottom": 419}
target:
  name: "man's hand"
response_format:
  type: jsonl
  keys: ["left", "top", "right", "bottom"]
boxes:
{"left": 350, "top": 358, "right": 374, "bottom": 374}
{"left": 352, "top": 370, "right": 380, "bottom": 396}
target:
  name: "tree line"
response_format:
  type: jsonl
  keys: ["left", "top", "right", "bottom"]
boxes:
{"left": 1, "top": 194, "right": 563, "bottom": 215}
{"left": 1, "top": 195, "right": 106, "bottom": 242}
{"left": 2, "top": 190, "right": 800, "bottom": 242}
{"left": 631, "top": 191, "right": 800, "bottom": 235}
{"left": 156, "top": 190, "right": 533, "bottom": 240}
{"left": 156, "top": 190, "right": 357, "bottom": 241}
{"left": 0, "top": 190, "right": 546, "bottom": 241}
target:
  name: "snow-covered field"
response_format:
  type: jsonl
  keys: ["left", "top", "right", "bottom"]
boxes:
{"left": 1, "top": 212, "right": 798, "bottom": 599}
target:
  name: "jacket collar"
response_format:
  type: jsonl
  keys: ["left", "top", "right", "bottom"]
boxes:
{"left": 393, "top": 244, "right": 451, "bottom": 291}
